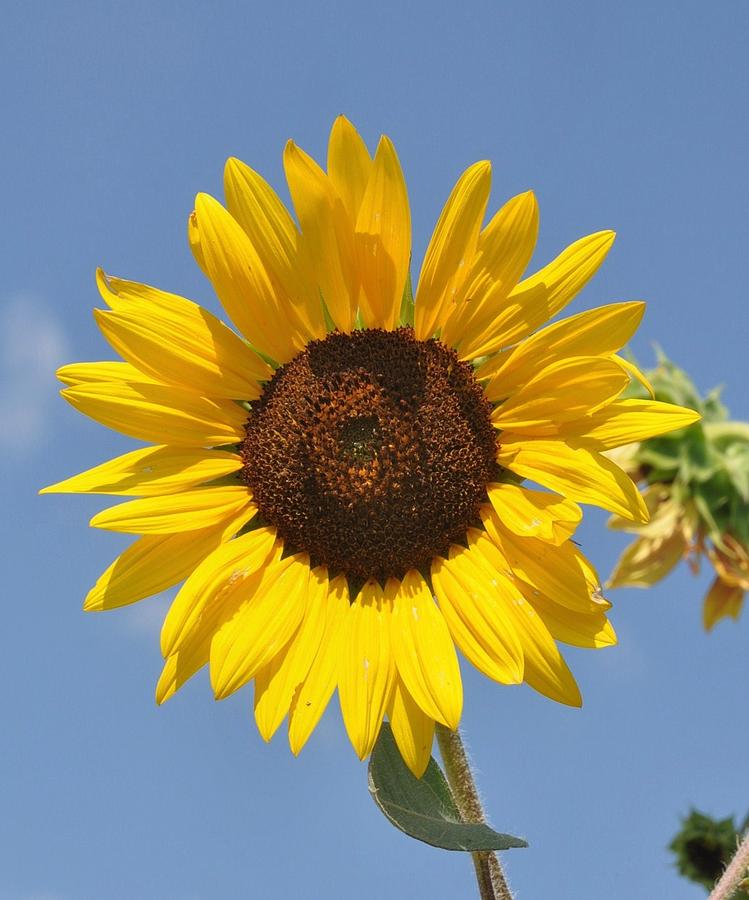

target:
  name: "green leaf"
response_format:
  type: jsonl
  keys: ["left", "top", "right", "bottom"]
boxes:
{"left": 368, "top": 724, "right": 528, "bottom": 852}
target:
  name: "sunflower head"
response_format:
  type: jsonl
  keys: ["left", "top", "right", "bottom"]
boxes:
{"left": 608, "top": 351, "right": 748, "bottom": 630}
{"left": 43, "top": 117, "right": 699, "bottom": 775}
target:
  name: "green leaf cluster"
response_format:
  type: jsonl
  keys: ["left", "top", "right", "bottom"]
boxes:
{"left": 625, "top": 351, "right": 749, "bottom": 549}
{"left": 670, "top": 809, "right": 749, "bottom": 894}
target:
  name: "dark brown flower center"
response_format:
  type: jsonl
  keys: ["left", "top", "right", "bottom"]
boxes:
{"left": 240, "top": 327, "right": 498, "bottom": 583}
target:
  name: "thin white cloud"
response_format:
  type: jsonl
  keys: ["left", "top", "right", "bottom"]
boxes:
{"left": 119, "top": 592, "right": 172, "bottom": 638}
{"left": 0, "top": 295, "right": 69, "bottom": 448}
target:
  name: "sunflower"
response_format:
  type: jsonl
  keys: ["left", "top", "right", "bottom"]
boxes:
{"left": 43, "top": 117, "right": 699, "bottom": 776}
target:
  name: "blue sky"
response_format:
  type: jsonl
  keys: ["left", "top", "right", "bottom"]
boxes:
{"left": 3, "top": 1, "right": 748, "bottom": 898}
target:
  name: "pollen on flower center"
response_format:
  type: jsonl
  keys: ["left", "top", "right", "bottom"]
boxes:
{"left": 240, "top": 327, "right": 499, "bottom": 583}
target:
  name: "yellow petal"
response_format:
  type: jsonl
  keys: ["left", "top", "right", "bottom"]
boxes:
{"left": 61, "top": 381, "right": 247, "bottom": 447}
{"left": 253, "top": 567, "right": 330, "bottom": 741}
{"left": 56, "top": 360, "right": 158, "bottom": 387}
{"left": 84, "top": 512, "right": 248, "bottom": 611}
{"left": 188, "top": 209, "right": 208, "bottom": 276}
{"left": 441, "top": 191, "right": 539, "bottom": 349}
{"left": 223, "top": 157, "right": 326, "bottom": 342}
{"left": 492, "top": 357, "right": 629, "bottom": 433}
{"left": 523, "top": 584, "right": 617, "bottom": 648}
{"left": 430, "top": 542, "right": 524, "bottom": 684}
{"left": 210, "top": 552, "right": 311, "bottom": 700}
{"left": 486, "top": 483, "right": 581, "bottom": 544}
{"left": 703, "top": 577, "right": 745, "bottom": 631}
{"left": 288, "top": 575, "right": 350, "bottom": 754}
{"left": 41, "top": 446, "right": 242, "bottom": 496}
{"left": 468, "top": 534, "right": 582, "bottom": 706}
{"left": 612, "top": 354, "right": 655, "bottom": 398}
{"left": 327, "top": 115, "right": 373, "bottom": 223}
{"left": 192, "top": 192, "right": 301, "bottom": 363}
{"left": 482, "top": 301, "right": 646, "bottom": 396}
{"left": 387, "top": 678, "right": 435, "bottom": 778}
{"left": 467, "top": 231, "right": 616, "bottom": 357}
{"left": 480, "top": 512, "right": 598, "bottom": 613}
{"left": 497, "top": 437, "right": 649, "bottom": 522}
{"left": 388, "top": 570, "right": 462, "bottom": 728}
{"left": 355, "top": 135, "right": 411, "bottom": 330}
{"left": 608, "top": 532, "right": 687, "bottom": 588}
{"left": 156, "top": 642, "right": 209, "bottom": 705}
{"left": 338, "top": 580, "right": 396, "bottom": 760}
{"left": 156, "top": 539, "right": 280, "bottom": 703}
{"left": 90, "top": 485, "right": 254, "bottom": 534}
{"left": 284, "top": 140, "right": 357, "bottom": 332}
{"left": 560, "top": 400, "right": 701, "bottom": 450}
{"left": 93, "top": 291, "right": 271, "bottom": 398}
{"left": 413, "top": 161, "right": 492, "bottom": 339}
{"left": 160, "top": 526, "right": 277, "bottom": 656}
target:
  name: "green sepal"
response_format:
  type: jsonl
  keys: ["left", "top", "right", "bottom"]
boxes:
{"left": 368, "top": 724, "right": 528, "bottom": 852}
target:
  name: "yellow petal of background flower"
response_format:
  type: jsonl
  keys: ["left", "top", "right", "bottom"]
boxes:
{"left": 210, "top": 552, "right": 311, "bottom": 700}
{"left": 83, "top": 511, "right": 249, "bottom": 611}
{"left": 56, "top": 360, "right": 158, "bottom": 387}
{"left": 497, "top": 437, "right": 649, "bottom": 522}
{"left": 288, "top": 575, "right": 350, "bottom": 754}
{"left": 192, "top": 192, "right": 301, "bottom": 363}
{"left": 93, "top": 291, "right": 271, "bottom": 399}
{"left": 355, "top": 135, "right": 411, "bottom": 330}
{"left": 223, "top": 157, "right": 326, "bottom": 342}
{"left": 284, "top": 140, "right": 358, "bottom": 332}
{"left": 486, "top": 483, "right": 581, "bottom": 544}
{"left": 463, "top": 230, "right": 615, "bottom": 358}
{"left": 42, "top": 446, "right": 242, "bottom": 497}
{"left": 388, "top": 570, "right": 462, "bottom": 728}
{"left": 607, "top": 531, "right": 687, "bottom": 588}
{"left": 61, "top": 381, "right": 247, "bottom": 446}
{"left": 160, "top": 526, "right": 277, "bottom": 656}
{"left": 431, "top": 543, "right": 524, "bottom": 684}
{"left": 703, "top": 577, "right": 745, "bottom": 631}
{"left": 327, "top": 115, "right": 373, "bottom": 223}
{"left": 491, "top": 356, "right": 628, "bottom": 433}
{"left": 387, "top": 678, "right": 435, "bottom": 778}
{"left": 90, "top": 485, "right": 254, "bottom": 534}
{"left": 254, "top": 567, "right": 330, "bottom": 741}
{"left": 338, "top": 581, "right": 396, "bottom": 760}
{"left": 441, "top": 190, "right": 539, "bottom": 349}
{"left": 414, "top": 161, "right": 492, "bottom": 339}
{"left": 482, "top": 301, "right": 645, "bottom": 396}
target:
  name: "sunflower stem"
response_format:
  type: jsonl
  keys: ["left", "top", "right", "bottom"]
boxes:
{"left": 707, "top": 827, "right": 749, "bottom": 900}
{"left": 435, "top": 724, "right": 514, "bottom": 900}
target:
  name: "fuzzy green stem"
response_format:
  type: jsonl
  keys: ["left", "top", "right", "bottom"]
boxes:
{"left": 708, "top": 828, "right": 749, "bottom": 900}
{"left": 435, "top": 724, "right": 513, "bottom": 900}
